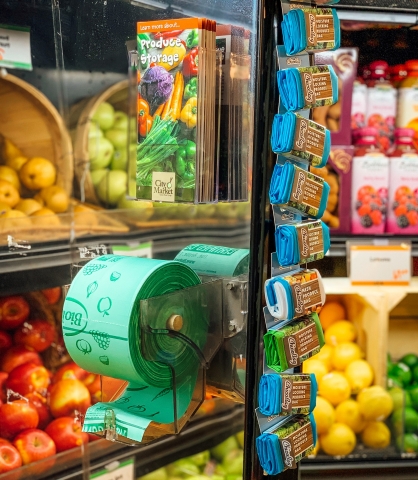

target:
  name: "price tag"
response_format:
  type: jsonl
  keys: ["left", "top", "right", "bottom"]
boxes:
{"left": 112, "top": 242, "right": 153, "bottom": 258}
{"left": 349, "top": 243, "right": 411, "bottom": 285}
{"left": 0, "top": 25, "right": 32, "bottom": 71}
{"left": 90, "top": 458, "right": 134, "bottom": 480}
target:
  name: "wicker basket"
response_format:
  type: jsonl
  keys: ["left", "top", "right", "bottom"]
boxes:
{"left": 0, "top": 72, "right": 73, "bottom": 195}
{"left": 70, "top": 80, "right": 129, "bottom": 205}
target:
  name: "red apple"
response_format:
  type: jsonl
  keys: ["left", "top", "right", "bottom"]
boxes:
{"left": 45, "top": 416, "right": 88, "bottom": 452}
{"left": 0, "top": 438, "right": 22, "bottom": 473}
{"left": 0, "top": 296, "right": 30, "bottom": 330}
{"left": 25, "top": 392, "right": 52, "bottom": 430}
{"left": 52, "top": 361, "right": 89, "bottom": 384}
{"left": 0, "top": 330, "right": 12, "bottom": 354}
{"left": 13, "top": 429, "right": 56, "bottom": 465}
{"left": 14, "top": 320, "right": 56, "bottom": 353}
{"left": 0, "top": 371, "right": 8, "bottom": 402}
{"left": 0, "top": 346, "right": 42, "bottom": 373}
{"left": 6, "top": 362, "right": 50, "bottom": 396}
{"left": 49, "top": 379, "right": 91, "bottom": 418}
{"left": 41, "top": 287, "right": 61, "bottom": 305}
{"left": 0, "top": 400, "right": 39, "bottom": 439}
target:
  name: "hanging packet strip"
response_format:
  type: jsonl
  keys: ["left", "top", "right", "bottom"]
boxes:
{"left": 258, "top": 373, "right": 317, "bottom": 416}
{"left": 271, "top": 112, "right": 330, "bottom": 168}
{"left": 277, "top": 65, "right": 338, "bottom": 111}
{"left": 282, "top": 8, "right": 340, "bottom": 56}
{"left": 269, "top": 162, "right": 329, "bottom": 219}
{"left": 62, "top": 255, "right": 205, "bottom": 443}
{"left": 256, "top": 414, "right": 317, "bottom": 475}
{"left": 275, "top": 220, "right": 330, "bottom": 267}
{"left": 264, "top": 313, "right": 324, "bottom": 372}
{"left": 265, "top": 268, "right": 325, "bottom": 320}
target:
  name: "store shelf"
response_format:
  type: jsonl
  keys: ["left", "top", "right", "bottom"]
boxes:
{"left": 328, "top": 236, "right": 418, "bottom": 257}
{"left": 0, "top": 404, "right": 244, "bottom": 480}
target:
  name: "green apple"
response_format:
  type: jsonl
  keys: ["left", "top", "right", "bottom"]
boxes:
{"left": 139, "top": 468, "right": 167, "bottom": 480}
{"left": 235, "top": 431, "right": 244, "bottom": 449}
{"left": 212, "top": 476, "right": 224, "bottom": 480}
{"left": 91, "top": 169, "right": 108, "bottom": 188}
{"left": 222, "top": 450, "right": 243, "bottom": 476}
{"left": 92, "top": 102, "right": 115, "bottom": 130}
{"left": 96, "top": 169, "right": 127, "bottom": 206}
{"left": 113, "top": 111, "right": 129, "bottom": 130}
{"left": 88, "top": 137, "right": 114, "bottom": 170}
{"left": 173, "top": 204, "right": 197, "bottom": 220}
{"left": 186, "top": 476, "right": 211, "bottom": 480}
{"left": 185, "top": 451, "right": 210, "bottom": 467}
{"left": 214, "top": 465, "right": 226, "bottom": 476}
{"left": 105, "top": 128, "right": 128, "bottom": 149}
{"left": 110, "top": 149, "right": 128, "bottom": 171}
{"left": 152, "top": 202, "right": 178, "bottom": 220}
{"left": 166, "top": 460, "right": 200, "bottom": 477}
{"left": 210, "top": 436, "right": 239, "bottom": 462}
{"left": 88, "top": 122, "right": 104, "bottom": 139}
{"left": 117, "top": 196, "right": 153, "bottom": 221}
{"left": 195, "top": 203, "right": 216, "bottom": 219}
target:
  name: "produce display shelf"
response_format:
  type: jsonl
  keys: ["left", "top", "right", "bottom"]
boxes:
{"left": 0, "top": 405, "right": 244, "bottom": 480}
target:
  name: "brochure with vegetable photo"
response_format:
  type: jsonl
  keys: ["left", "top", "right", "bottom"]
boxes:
{"left": 136, "top": 18, "right": 218, "bottom": 203}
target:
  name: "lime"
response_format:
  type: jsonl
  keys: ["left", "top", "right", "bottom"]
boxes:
{"left": 389, "top": 362, "right": 412, "bottom": 387}
{"left": 407, "top": 385, "right": 418, "bottom": 410}
{"left": 388, "top": 375, "right": 403, "bottom": 388}
{"left": 405, "top": 407, "right": 418, "bottom": 433}
{"left": 401, "top": 353, "right": 418, "bottom": 370}
{"left": 412, "top": 364, "right": 418, "bottom": 383}
{"left": 389, "top": 387, "right": 405, "bottom": 411}
{"left": 403, "top": 433, "right": 418, "bottom": 453}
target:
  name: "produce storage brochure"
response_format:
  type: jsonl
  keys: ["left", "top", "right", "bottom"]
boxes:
{"left": 136, "top": 18, "right": 217, "bottom": 203}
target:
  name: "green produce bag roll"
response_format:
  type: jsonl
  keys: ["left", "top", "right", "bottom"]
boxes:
{"left": 175, "top": 244, "right": 250, "bottom": 277}
{"left": 62, "top": 254, "right": 205, "bottom": 442}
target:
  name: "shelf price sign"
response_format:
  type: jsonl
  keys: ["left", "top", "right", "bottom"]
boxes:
{"left": 0, "top": 25, "right": 32, "bottom": 71}
{"left": 90, "top": 458, "right": 135, "bottom": 480}
{"left": 348, "top": 242, "right": 411, "bottom": 286}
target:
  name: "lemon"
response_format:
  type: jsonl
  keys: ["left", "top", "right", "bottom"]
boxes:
{"left": 332, "top": 342, "right": 364, "bottom": 371}
{"left": 361, "top": 421, "right": 391, "bottom": 449}
{"left": 320, "top": 423, "right": 356, "bottom": 456}
{"left": 313, "top": 396, "right": 335, "bottom": 434}
{"left": 319, "top": 301, "right": 347, "bottom": 330}
{"left": 357, "top": 386, "right": 394, "bottom": 421}
{"left": 335, "top": 399, "right": 366, "bottom": 433}
{"left": 312, "top": 344, "right": 334, "bottom": 370}
{"left": 303, "top": 358, "right": 328, "bottom": 383}
{"left": 345, "top": 359, "right": 374, "bottom": 394}
{"left": 319, "top": 372, "right": 351, "bottom": 406}
{"left": 324, "top": 320, "right": 356, "bottom": 346}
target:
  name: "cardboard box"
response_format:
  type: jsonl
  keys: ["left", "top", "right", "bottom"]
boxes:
{"left": 313, "top": 48, "right": 359, "bottom": 145}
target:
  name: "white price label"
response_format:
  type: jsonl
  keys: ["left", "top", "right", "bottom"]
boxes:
{"left": 90, "top": 458, "right": 134, "bottom": 480}
{"left": 350, "top": 244, "right": 411, "bottom": 285}
{"left": 0, "top": 25, "right": 32, "bottom": 71}
{"left": 112, "top": 242, "right": 152, "bottom": 258}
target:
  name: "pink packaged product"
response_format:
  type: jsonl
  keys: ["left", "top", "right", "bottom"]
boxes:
{"left": 351, "top": 128, "right": 389, "bottom": 234}
{"left": 351, "top": 78, "right": 367, "bottom": 130}
{"left": 387, "top": 128, "right": 418, "bottom": 234}
{"left": 314, "top": 48, "right": 359, "bottom": 145}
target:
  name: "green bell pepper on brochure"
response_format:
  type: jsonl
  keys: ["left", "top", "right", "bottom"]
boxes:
{"left": 186, "top": 29, "right": 199, "bottom": 48}
{"left": 176, "top": 140, "right": 196, "bottom": 186}
{"left": 184, "top": 78, "right": 198, "bottom": 100}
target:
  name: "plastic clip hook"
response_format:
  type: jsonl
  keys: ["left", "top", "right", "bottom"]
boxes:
{"left": 104, "top": 408, "right": 117, "bottom": 442}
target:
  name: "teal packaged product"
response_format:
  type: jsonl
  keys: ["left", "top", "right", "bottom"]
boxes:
{"left": 258, "top": 373, "right": 317, "bottom": 416}
{"left": 277, "top": 65, "right": 338, "bottom": 111}
{"left": 271, "top": 112, "right": 330, "bottom": 168}
{"left": 256, "top": 413, "right": 317, "bottom": 475}
{"left": 269, "top": 162, "right": 329, "bottom": 219}
{"left": 282, "top": 8, "right": 340, "bottom": 56}
{"left": 275, "top": 220, "right": 330, "bottom": 266}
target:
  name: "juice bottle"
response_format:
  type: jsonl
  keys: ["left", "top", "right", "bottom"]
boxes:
{"left": 390, "top": 64, "right": 407, "bottom": 88}
{"left": 387, "top": 128, "right": 418, "bottom": 234}
{"left": 351, "top": 127, "right": 389, "bottom": 234}
{"left": 351, "top": 77, "right": 367, "bottom": 130}
{"left": 365, "top": 60, "right": 397, "bottom": 151}
{"left": 396, "top": 60, "right": 418, "bottom": 136}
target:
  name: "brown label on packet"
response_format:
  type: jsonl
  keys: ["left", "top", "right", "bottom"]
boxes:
{"left": 291, "top": 278, "right": 323, "bottom": 316}
{"left": 301, "top": 68, "right": 333, "bottom": 105}
{"left": 296, "top": 221, "right": 324, "bottom": 262}
{"left": 283, "top": 322, "right": 321, "bottom": 366}
{"left": 304, "top": 12, "right": 335, "bottom": 47}
{"left": 279, "top": 422, "right": 314, "bottom": 469}
{"left": 290, "top": 168, "right": 324, "bottom": 210}
{"left": 292, "top": 117, "right": 326, "bottom": 160}
{"left": 281, "top": 377, "right": 312, "bottom": 413}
